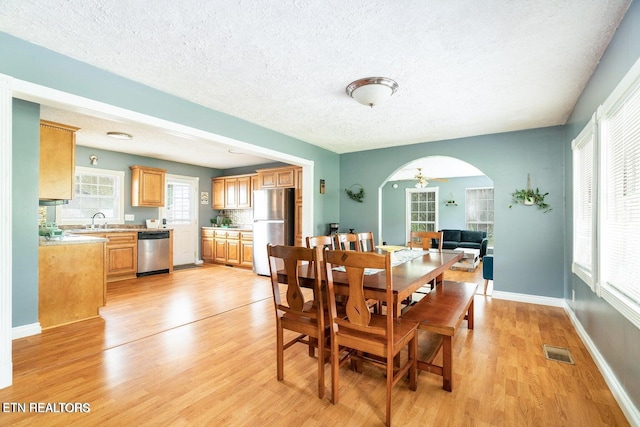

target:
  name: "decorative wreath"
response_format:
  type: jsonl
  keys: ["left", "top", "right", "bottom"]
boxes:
{"left": 345, "top": 184, "right": 365, "bottom": 203}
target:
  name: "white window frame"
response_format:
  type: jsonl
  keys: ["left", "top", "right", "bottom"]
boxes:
{"left": 56, "top": 166, "right": 125, "bottom": 226}
{"left": 405, "top": 187, "right": 439, "bottom": 241}
{"left": 465, "top": 187, "right": 494, "bottom": 246}
{"left": 598, "top": 71, "right": 640, "bottom": 327}
{"left": 572, "top": 55, "right": 640, "bottom": 329}
{"left": 571, "top": 115, "right": 597, "bottom": 290}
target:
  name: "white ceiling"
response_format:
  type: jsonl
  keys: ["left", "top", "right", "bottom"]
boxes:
{"left": 0, "top": 0, "right": 631, "bottom": 172}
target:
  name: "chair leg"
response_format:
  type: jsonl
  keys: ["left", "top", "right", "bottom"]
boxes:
{"left": 317, "top": 332, "right": 325, "bottom": 399}
{"left": 386, "top": 353, "right": 393, "bottom": 427}
{"left": 409, "top": 335, "right": 417, "bottom": 391}
{"left": 330, "top": 340, "right": 339, "bottom": 404}
{"left": 484, "top": 279, "right": 489, "bottom": 294}
{"left": 276, "top": 324, "right": 284, "bottom": 381}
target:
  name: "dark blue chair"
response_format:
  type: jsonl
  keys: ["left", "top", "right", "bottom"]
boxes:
{"left": 482, "top": 255, "right": 493, "bottom": 294}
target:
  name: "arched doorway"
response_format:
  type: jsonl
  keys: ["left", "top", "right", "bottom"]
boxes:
{"left": 378, "top": 156, "right": 494, "bottom": 246}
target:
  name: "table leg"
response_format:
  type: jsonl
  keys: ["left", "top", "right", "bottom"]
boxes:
{"left": 442, "top": 336, "right": 452, "bottom": 392}
{"left": 468, "top": 300, "right": 474, "bottom": 330}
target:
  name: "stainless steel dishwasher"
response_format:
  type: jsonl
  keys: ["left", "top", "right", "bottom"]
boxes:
{"left": 137, "top": 230, "right": 171, "bottom": 276}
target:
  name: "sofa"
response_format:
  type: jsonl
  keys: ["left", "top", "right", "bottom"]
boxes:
{"left": 437, "top": 229, "right": 488, "bottom": 258}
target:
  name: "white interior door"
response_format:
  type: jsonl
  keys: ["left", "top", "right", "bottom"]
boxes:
{"left": 161, "top": 174, "right": 199, "bottom": 266}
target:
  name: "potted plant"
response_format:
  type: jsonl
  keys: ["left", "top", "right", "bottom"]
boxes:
{"left": 221, "top": 217, "right": 232, "bottom": 227}
{"left": 510, "top": 187, "right": 551, "bottom": 212}
{"left": 210, "top": 218, "right": 217, "bottom": 227}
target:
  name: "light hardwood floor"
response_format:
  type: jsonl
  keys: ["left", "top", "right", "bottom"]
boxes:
{"left": 1, "top": 261, "right": 630, "bottom": 426}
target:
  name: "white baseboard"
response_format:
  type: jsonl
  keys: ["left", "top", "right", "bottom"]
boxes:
{"left": 491, "top": 290, "right": 565, "bottom": 307}
{"left": 195, "top": 259, "right": 204, "bottom": 265}
{"left": 12, "top": 322, "right": 41, "bottom": 340}
{"left": 565, "top": 306, "right": 640, "bottom": 427}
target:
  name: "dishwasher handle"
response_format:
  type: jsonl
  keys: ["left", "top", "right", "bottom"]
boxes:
{"left": 138, "top": 231, "right": 170, "bottom": 239}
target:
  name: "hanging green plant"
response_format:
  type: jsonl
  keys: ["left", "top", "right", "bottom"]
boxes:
{"left": 345, "top": 184, "right": 365, "bottom": 203}
{"left": 509, "top": 188, "right": 551, "bottom": 212}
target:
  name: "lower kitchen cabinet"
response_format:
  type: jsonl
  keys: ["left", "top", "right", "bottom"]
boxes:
{"left": 240, "top": 232, "right": 253, "bottom": 267}
{"left": 202, "top": 228, "right": 253, "bottom": 269}
{"left": 201, "top": 228, "right": 214, "bottom": 261}
{"left": 85, "top": 231, "right": 138, "bottom": 282}
{"left": 39, "top": 240, "right": 106, "bottom": 329}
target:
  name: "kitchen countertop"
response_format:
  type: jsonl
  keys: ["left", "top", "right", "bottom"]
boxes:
{"left": 65, "top": 228, "right": 173, "bottom": 234}
{"left": 202, "top": 226, "right": 253, "bottom": 232}
{"left": 39, "top": 235, "right": 108, "bottom": 246}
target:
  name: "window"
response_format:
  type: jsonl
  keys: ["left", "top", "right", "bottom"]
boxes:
{"left": 465, "top": 187, "right": 494, "bottom": 246}
{"left": 571, "top": 116, "right": 596, "bottom": 289}
{"left": 599, "top": 77, "right": 640, "bottom": 323}
{"left": 165, "top": 180, "right": 193, "bottom": 224}
{"left": 572, "top": 57, "right": 640, "bottom": 329}
{"left": 56, "top": 167, "right": 125, "bottom": 225}
{"left": 406, "top": 188, "right": 438, "bottom": 239}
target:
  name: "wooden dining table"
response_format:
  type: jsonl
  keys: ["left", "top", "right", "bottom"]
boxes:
{"left": 277, "top": 249, "right": 464, "bottom": 317}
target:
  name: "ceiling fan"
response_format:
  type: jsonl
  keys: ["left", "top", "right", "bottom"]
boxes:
{"left": 414, "top": 168, "right": 448, "bottom": 188}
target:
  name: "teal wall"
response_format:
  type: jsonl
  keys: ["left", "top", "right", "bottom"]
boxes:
{"left": 11, "top": 99, "right": 40, "bottom": 327}
{"left": 564, "top": 0, "right": 640, "bottom": 411}
{"left": 381, "top": 175, "right": 494, "bottom": 246}
{"left": 341, "top": 126, "right": 565, "bottom": 298}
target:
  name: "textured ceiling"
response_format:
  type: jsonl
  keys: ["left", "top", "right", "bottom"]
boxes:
{"left": 0, "top": 0, "right": 631, "bottom": 170}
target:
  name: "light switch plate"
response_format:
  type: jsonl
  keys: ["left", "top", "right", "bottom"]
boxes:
{"left": 124, "top": 214, "right": 135, "bottom": 221}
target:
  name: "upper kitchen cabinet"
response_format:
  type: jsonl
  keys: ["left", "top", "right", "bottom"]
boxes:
{"left": 130, "top": 165, "right": 166, "bottom": 207}
{"left": 256, "top": 166, "right": 296, "bottom": 189}
{"left": 39, "top": 120, "right": 79, "bottom": 201}
{"left": 212, "top": 174, "right": 255, "bottom": 209}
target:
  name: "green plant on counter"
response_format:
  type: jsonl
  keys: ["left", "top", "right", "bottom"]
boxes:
{"left": 210, "top": 218, "right": 217, "bottom": 226}
{"left": 509, "top": 188, "right": 551, "bottom": 213}
{"left": 345, "top": 184, "right": 365, "bottom": 203}
{"left": 221, "top": 217, "right": 232, "bottom": 227}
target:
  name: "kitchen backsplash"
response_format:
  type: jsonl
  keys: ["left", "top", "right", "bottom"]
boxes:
{"left": 220, "top": 209, "right": 253, "bottom": 228}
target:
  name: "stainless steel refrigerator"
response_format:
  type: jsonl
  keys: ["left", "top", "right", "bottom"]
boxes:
{"left": 252, "top": 188, "right": 295, "bottom": 276}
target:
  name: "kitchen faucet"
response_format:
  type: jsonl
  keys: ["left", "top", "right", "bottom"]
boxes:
{"left": 91, "top": 212, "right": 106, "bottom": 229}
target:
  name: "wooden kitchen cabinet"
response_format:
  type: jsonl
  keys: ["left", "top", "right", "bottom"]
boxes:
{"left": 211, "top": 174, "right": 255, "bottom": 209}
{"left": 130, "top": 165, "right": 166, "bottom": 207}
{"left": 214, "top": 230, "right": 228, "bottom": 263}
{"left": 212, "top": 178, "right": 225, "bottom": 209}
{"left": 226, "top": 231, "right": 241, "bottom": 265}
{"left": 39, "top": 241, "right": 106, "bottom": 329}
{"left": 39, "top": 120, "right": 79, "bottom": 201}
{"left": 201, "top": 228, "right": 215, "bottom": 261}
{"left": 256, "top": 167, "right": 296, "bottom": 189}
{"left": 85, "top": 231, "right": 138, "bottom": 282}
{"left": 240, "top": 231, "right": 253, "bottom": 268}
{"left": 210, "top": 229, "right": 252, "bottom": 268}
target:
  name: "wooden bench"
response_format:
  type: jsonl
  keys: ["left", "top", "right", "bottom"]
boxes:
{"left": 402, "top": 280, "right": 478, "bottom": 391}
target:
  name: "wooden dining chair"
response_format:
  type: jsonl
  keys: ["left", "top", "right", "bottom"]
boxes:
{"left": 324, "top": 249, "right": 418, "bottom": 426}
{"left": 306, "top": 235, "right": 335, "bottom": 250}
{"left": 408, "top": 231, "right": 444, "bottom": 300}
{"left": 409, "top": 231, "right": 443, "bottom": 251}
{"left": 355, "top": 231, "right": 375, "bottom": 252}
{"left": 267, "top": 244, "right": 328, "bottom": 399}
{"left": 334, "top": 232, "right": 359, "bottom": 251}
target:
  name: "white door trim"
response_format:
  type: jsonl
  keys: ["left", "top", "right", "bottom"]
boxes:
{"left": 161, "top": 174, "right": 199, "bottom": 265}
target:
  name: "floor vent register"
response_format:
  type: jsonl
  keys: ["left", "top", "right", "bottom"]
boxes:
{"left": 543, "top": 344, "right": 575, "bottom": 365}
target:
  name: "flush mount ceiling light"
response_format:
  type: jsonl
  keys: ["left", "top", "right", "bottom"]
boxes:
{"left": 346, "top": 77, "right": 399, "bottom": 107}
{"left": 106, "top": 131, "right": 133, "bottom": 140}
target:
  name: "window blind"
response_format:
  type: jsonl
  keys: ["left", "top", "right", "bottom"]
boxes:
{"left": 571, "top": 117, "right": 595, "bottom": 288}
{"left": 600, "top": 81, "right": 640, "bottom": 307}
